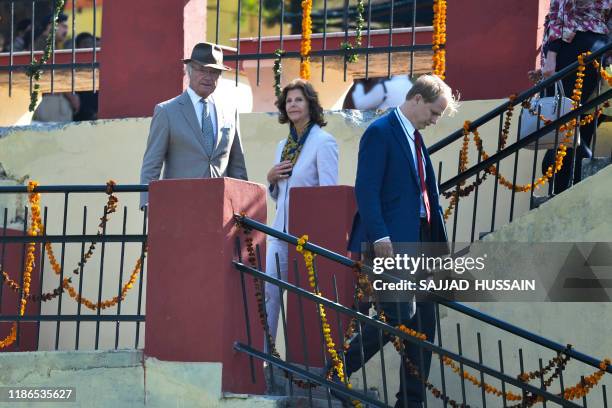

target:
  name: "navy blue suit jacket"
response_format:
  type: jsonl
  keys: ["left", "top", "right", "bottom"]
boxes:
{"left": 348, "top": 110, "right": 448, "bottom": 252}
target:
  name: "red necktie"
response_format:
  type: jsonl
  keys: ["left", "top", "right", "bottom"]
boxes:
{"left": 414, "top": 130, "right": 431, "bottom": 223}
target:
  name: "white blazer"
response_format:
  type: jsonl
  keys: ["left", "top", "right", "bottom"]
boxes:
{"left": 269, "top": 124, "right": 339, "bottom": 233}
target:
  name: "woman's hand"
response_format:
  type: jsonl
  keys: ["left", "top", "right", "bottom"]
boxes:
{"left": 528, "top": 69, "right": 543, "bottom": 84}
{"left": 267, "top": 160, "right": 293, "bottom": 184}
{"left": 542, "top": 51, "right": 557, "bottom": 79}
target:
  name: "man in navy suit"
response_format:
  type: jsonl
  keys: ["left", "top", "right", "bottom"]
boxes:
{"left": 340, "top": 75, "right": 457, "bottom": 408}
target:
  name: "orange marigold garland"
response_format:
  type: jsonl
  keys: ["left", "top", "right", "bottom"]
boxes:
{"left": 1, "top": 180, "right": 145, "bottom": 310}
{"left": 0, "top": 180, "right": 41, "bottom": 349}
{"left": 296, "top": 235, "right": 361, "bottom": 408}
{"left": 235, "top": 223, "right": 612, "bottom": 404}
{"left": 45, "top": 180, "right": 118, "bottom": 279}
{"left": 62, "top": 249, "right": 146, "bottom": 311}
{"left": 562, "top": 359, "right": 611, "bottom": 400}
{"left": 236, "top": 218, "right": 316, "bottom": 390}
{"left": 300, "top": 0, "right": 313, "bottom": 79}
{"left": 432, "top": 0, "right": 447, "bottom": 79}
{"left": 442, "top": 53, "right": 609, "bottom": 220}
{"left": 593, "top": 59, "right": 612, "bottom": 85}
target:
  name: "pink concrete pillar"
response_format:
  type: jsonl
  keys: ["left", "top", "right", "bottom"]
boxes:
{"left": 0, "top": 229, "right": 41, "bottom": 352}
{"left": 446, "top": 0, "right": 549, "bottom": 99}
{"left": 144, "top": 178, "right": 266, "bottom": 394}
{"left": 98, "top": 0, "right": 206, "bottom": 119}
{"left": 286, "top": 186, "right": 357, "bottom": 367}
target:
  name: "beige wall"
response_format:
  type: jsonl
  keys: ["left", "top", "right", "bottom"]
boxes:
{"left": 0, "top": 104, "right": 607, "bottom": 351}
{"left": 0, "top": 88, "right": 37, "bottom": 127}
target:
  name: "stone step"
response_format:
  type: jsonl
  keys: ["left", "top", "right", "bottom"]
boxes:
{"left": 264, "top": 363, "right": 382, "bottom": 406}
{"left": 582, "top": 156, "right": 611, "bottom": 178}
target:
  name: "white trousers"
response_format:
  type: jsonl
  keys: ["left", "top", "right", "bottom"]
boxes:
{"left": 264, "top": 237, "right": 288, "bottom": 344}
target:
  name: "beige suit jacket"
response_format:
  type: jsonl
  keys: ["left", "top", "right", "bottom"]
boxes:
{"left": 140, "top": 91, "right": 248, "bottom": 205}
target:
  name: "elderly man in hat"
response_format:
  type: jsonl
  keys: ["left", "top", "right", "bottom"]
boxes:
{"left": 140, "top": 42, "right": 248, "bottom": 207}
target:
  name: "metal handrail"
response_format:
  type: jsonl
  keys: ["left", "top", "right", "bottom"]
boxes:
{"left": 0, "top": 315, "right": 145, "bottom": 322}
{"left": 0, "top": 184, "right": 148, "bottom": 193}
{"left": 428, "top": 42, "right": 612, "bottom": 155}
{"left": 234, "top": 213, "right": 612, "bottom": 374}
{"left": 234, "top": 260, "right": 582, "bottom": 407}
{"left": 0, "top": 235, "right": 145, "bottom": 243}
{"left": 439, "top": 88, "right": 612, "bottom": 192}
{"left": 235, "top": 342, "right": 391, "bottom": 407}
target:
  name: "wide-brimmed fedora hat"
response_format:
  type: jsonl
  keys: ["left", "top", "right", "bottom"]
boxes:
{"left": 183, "top": 42, "right": 231, "bottom": 71}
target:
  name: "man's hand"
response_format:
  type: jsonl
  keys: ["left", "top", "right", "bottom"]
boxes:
{"left": 374, "top": 239, "right": 394, "bottom": 259}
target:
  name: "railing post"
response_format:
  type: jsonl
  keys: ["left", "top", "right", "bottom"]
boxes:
{"left": 98, "top": 0, "right": 206, "bottom": 119}
{"left": 446, "top": 0, "right": 549, "bottom": 99}
{"left": 0, "top": 229, "right": 41, "bottom": 352}
{"left": 286, "top": 186, "right": 357, "bottom": 367}
{"left": 144, "top": 178, "right": 267, "bottom": 394}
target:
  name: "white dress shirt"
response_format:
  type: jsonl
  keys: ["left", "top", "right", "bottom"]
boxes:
{"left": 186, "top": 86, "right": 218, "bottom": 135}
{"left": 395, "top": 107, "right": 427, "bottom": 218}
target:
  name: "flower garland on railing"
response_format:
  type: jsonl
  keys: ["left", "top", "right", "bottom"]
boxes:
{"left": 507, "top": 358, "right": 612, "bottom": 407}
{"left": 432, "top": 0, "right": 447, "bottom": 79}
{"left": 562, "top": 359, "right": 611, "bottom": 400}
{"left": 382, "top": 312, "right": 468, "bottom": 407}
{"left": 340, "top": 0, "right": 365, "bottom": 64}
{"left": 273, "top": 49, "right": 286, "bottom": 98}
{"left": 2, "top": 181, "right": 117, "bottom": 302}
{"left": 296, "top": 236, "right": 343, "bottom": 381}
{"left": 354, "top": 266, "right": 611, "bottom": 406}
{"left": 300, "top": 0, "right": 313, "bottom": 79}
{"left": 25, "top": 0, "right": 66, "bottom": 112}
{"left": 442, "top": 52, "right": 610, "bottom": 220}
{"left": 390, "top": 312, "right": 610, "bottom": 405}
{"left": 442, "top": 96, "right": 517, "bottom": 219}
{"left": 0, "top": 180, "right": 146, "bottom": 311}
{"left": 236, "top": 220, "right": 317, "bottom": 390}
{"left": 0, "top": 181, "right": 41, "bottom": 349}
{"left": 232, "top": 218, "right": 612, "bottom": 404}
{"left": 62, "top": 252, "right": 145, "bottom": 310}
{"left": 45, "top": 180, "right": 119, "bottom": 279}
{"left": 296, "top": 235, "right": 361, "bottom": 408}
{"left": 595, "top": 59, "right": 612, "bottom": 85}
{"left": 518, "top": 348, "right": 572, "bottom": 385}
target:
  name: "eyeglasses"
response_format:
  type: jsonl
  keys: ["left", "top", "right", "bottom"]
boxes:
{"left": 190, "top": 65, "right": 221, "bottom": 77}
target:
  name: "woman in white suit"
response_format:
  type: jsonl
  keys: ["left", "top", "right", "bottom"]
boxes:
{"left": 265, "top": 79, "right": 338, "bottom": 346}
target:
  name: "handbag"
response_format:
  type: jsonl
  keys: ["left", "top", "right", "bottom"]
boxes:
{"left": 519, "top": 81, "right": 575, "bottom": 150}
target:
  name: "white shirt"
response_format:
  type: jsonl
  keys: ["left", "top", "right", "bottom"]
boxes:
{"left": 395, "top": 107, "right": 427, "bottom": 218}
{"left": 186, "top": 86, "right": 218, "bottom": 135}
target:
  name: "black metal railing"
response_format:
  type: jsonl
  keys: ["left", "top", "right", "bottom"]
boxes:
{"left": 427, "top": 43, "right": 612, "bottom": 246}
{"left": 0, "top": 184, "right": 146, "bottom": 351}
{"left": 215, "top": 0, "right": 434, "bottom": 84}
{"left": 0, "top": 0, "right": 100, "bottom": 97}
{"left": 233, "top": 214, "right": 610, "bottom": 407}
